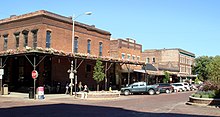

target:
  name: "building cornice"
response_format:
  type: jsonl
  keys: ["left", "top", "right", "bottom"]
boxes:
{"left": 0, "top": 10, "right": 111, "bottom": 36}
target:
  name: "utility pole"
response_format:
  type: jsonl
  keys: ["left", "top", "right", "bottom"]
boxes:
{"left": 69, "top": 61, "right": 74, "bottom": 95}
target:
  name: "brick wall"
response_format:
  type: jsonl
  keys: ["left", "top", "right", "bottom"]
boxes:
{"left": 0, "top": 10, "right": 111, "bottom": 57}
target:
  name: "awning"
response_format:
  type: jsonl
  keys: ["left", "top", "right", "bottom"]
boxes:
{"left": 134, "top": 70, "right": 164, "bottom": 75}
{"left": 177, "top": 74, "right": 197, "bottom": 77}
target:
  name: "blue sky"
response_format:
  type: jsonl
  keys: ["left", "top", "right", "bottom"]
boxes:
{"left": 0, "top": 0, "right": 219, "bottom": 57}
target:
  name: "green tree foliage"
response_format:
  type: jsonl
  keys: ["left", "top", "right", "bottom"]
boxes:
{"left": 194, "top": 77, "right": 200, "bottom": 84}
{"left": 163, "top": 71, "right": 170, "bottom": 83}
{"left": 207, "top": 56, "right": 220, "bottom": 88}
{"left": 93, "top": 58, "right": 105, "bottom": 91}
{"left": 192, "top": 56, "right": 213, "bottom": 81}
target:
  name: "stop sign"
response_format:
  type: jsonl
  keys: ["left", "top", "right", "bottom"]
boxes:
{"left": 32, "top": 70, "right": 38, "bottom": 79}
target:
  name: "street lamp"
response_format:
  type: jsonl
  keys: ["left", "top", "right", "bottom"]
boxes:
{"left": 72, "top": 12, "right": 92, "bottom": 53}
{"left": 70, "top": 12, "right": 92, "bottom": 96}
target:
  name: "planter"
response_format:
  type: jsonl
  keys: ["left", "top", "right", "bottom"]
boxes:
{"left": 189, "top": 96, "right": 220, "bottom": 106}
{"left": 76, "top": 91, "right": 120, "bottom": 99}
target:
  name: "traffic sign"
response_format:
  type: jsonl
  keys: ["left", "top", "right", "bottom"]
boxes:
{"left": 32, "top": 70, "right": 38, "bottom": 79}
{"left": 69, "top": 72, "right": 74, "bottom": 79}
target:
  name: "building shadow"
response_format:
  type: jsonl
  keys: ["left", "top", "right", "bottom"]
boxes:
{"left": 0, "top": 103, "right": 215, "bottom": 117}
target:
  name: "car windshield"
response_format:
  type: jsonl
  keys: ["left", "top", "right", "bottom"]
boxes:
{"left": 159, "top": 83, "right": 170, "bottom": 86}
{"left": 172, "top": 84, "right": 183, "bottom": 86}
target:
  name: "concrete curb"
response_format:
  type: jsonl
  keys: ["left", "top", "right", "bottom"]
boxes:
{"left": 185, "top": 101, "right": 220, "bottom": 109}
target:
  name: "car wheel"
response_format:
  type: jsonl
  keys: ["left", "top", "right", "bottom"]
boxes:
{"left": 148, "top": 89, "right": 155, "bottom": 95}
{"left": 165, "top": 89, "right": 170, "bottom": 94}
{"left": 124, "top": 90, "right": 130, "bottom": 96}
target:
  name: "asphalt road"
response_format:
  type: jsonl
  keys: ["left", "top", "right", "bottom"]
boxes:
{"left": 0, "top": 91, "right": 219, "bottom": 117}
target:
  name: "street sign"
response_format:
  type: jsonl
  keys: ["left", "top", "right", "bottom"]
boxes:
{"left": 0, "top": 69, "right": 4, "bottom": 75}
{"left": 69, "top": 72, "right": 74, "bottom": 79}
{"left": 32, "top": 70, "right": 38, "bottom": 79}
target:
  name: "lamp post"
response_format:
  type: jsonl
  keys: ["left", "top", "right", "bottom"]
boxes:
{"left": 70, "top": 12, "right": 92, "bottom": 96}
{"left": 72, "top": 12, "right": 92, "bottom": 53}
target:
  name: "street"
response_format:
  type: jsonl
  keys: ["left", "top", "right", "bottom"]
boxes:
{"left": 0, "top": 91, "right": 219, "bottom": 117}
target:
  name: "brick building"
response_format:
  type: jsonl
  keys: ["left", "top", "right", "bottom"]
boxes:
{"left": 110, "top": 38, "right": 144, "bottom": 87}
{"left": 141, "top": 48, "right": 196, "bottom": 84}
{"left": 0, "top": 10, "right": 115, "bottom": 93}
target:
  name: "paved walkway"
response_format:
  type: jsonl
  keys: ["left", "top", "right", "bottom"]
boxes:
{"left": 0, "top": 91, "right": 120, "bottom": 101}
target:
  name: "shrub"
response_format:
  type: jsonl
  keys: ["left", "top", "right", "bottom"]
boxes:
{"left": 199, "top": 81, "right": 218, "bottom": 91}
{"left": 192, "top": 93, "right": 201, "bottom": 98}
{"left": 192, "top": 90, "right": 217, "bottom": 98}
{"left": 201, "top": 94, "right": 209, "bottom": 98}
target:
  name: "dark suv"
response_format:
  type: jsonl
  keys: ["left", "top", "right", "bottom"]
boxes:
{"left": 156, "top": 83, "right": 174, "bottom": 93}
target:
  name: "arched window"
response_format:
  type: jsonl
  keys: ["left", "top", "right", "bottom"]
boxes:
{"left": 99, "top": 42, "right": 103, "bottom": 56}
{"left": 31, "top": 29, "right": 38, "bottom": 49}
{"left": 87, "top": 39, "right": 91, "bottom": 54}
{"left": 74, "top": 37, "right": 78, "bottom": 53}
{"left": 46, "top": 31, "right": 51, "bottom": 48}
{"left": 14, "top": 32, "right": 20, "bottom": 48}
{"left": 22, "top": 30, "right": 29, "bottom": 47}
{"left": 3, "top": 34, "right": 8, "bottom": 50}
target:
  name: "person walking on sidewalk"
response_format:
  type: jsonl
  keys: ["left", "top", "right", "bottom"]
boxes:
{"left": 65, "top": 83, "right": 69, "bottom": 94}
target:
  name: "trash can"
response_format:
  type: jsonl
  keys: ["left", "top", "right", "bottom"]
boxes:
{"left": 29, "top": 87, "right": 34, "bottom": 99}
{"left": 2, "top": 84, "right": 8, "bottom": 95}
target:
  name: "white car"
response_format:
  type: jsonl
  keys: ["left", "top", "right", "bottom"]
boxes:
{"left": 171, "top": 83, "right": 186, "bottom": 92}
{"left": 179, "top": 82, "right": 191, "bottom": 91}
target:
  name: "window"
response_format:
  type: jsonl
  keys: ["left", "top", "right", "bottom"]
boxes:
{"left": 140, "top": 83, "right": 145, "bottom": 86}
{"left": 86, "top": 64, "right": 91, "bottom": 72}
{"left": 132, "top": 55, "right": 135, "bottom": 60}
{"left": 99, "top": 42, "right": 103, "bottom": 56}
{"left": 32, "top": 29, "right": 38, "bottom": 49}
{"left": 132, "top": 84, "right": 138, "bottom": 88}
{"left": 14, "top": 32, "right": 20, "bottom": 48}
{"left": 3, "top": 34, "right": 8, "bottom": 50}
{"left": 146, "top": 58, "right": 150, "bottom": 63}
{"left": 180, "top": 66, "right": 185, "bottom": 72}
{"left": 87, "top": 40, "right": 91, "bottom": 54}
{"left": 137, "top": 56, "right": 140, "bottom": 61}
{"left": 122, "top": 53, "right": 125, "bottom": 59}
{"left": 127, "top": 54, "right": 130, "bottom": 60}
{"left": 74, "top": 37, "right": 78, "bottom": 53}
{"left": 152, "top": 58, "right": 156, "bottom": 63}
{"left": 46, "top": 31, "right": 51, "bottom": 48}
{"left": 22, "top": 30, "right": 29, "bottom": 47}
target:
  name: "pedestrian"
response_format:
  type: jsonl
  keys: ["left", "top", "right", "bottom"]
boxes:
{"left": 56, "top": 82, "right": 61, "bottom": 93}
{"left": 65, "top": 83, "right": 69, "bottom": 94}
{"left": 81, "top": 85, "right": 89, "bottom": 99}
{"left": 78, "top": 81, "right": 83, "bottom": 92}
{"left": 69, "top": 83, "right": 74, "bottom": 95}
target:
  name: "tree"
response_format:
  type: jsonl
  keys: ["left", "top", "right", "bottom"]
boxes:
{"left": 192, "top": 56, "right": 213, "bottom": 81}
{"left": 93, "top": 58, "right": 105, "bottom": 91}
{"left": 163, "top": 71, "right": 170, "bottom": 83}
{"left": 207, "top": 56, "right": 220, "bottom": 88}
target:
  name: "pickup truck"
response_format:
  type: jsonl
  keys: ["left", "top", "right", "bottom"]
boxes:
{"left": 120, "top": 82, "right": 159, "bottom": 96}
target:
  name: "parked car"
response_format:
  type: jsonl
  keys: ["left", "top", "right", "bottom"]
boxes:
{"left": 171, "top": 83, "right": 186, "bottom": 92}
{"left": 156, "top": 83, "right": 174, "bottom": 93}
{"left": 189, "top": 84, "right": 197, "bottom": 90}
{"left": 120, "top": 82, "right": 159, "bottom": 96}
{"left": 180, "top": 82, "right": 191, "bottom": 91}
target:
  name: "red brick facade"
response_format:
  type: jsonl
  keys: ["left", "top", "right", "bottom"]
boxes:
{"left": 110, "top": 38, "right": 144, "bottom": 86}
{"left": 0, "top": 10, "right": 111, "bottom": 56}
{"left": 0, "top": 10, "right": 112, "bottom": 92}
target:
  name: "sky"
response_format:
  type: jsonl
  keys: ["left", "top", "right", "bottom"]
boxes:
{"left": 0, "top": 0, "right": 219, "bottom": 57}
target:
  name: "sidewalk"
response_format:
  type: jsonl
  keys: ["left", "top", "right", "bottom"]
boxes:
{"left": 0, "top": 92, "right": 73, "bottom": 100}
{"left": 0, "top": 91, "right": 121, "bottom": 101}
